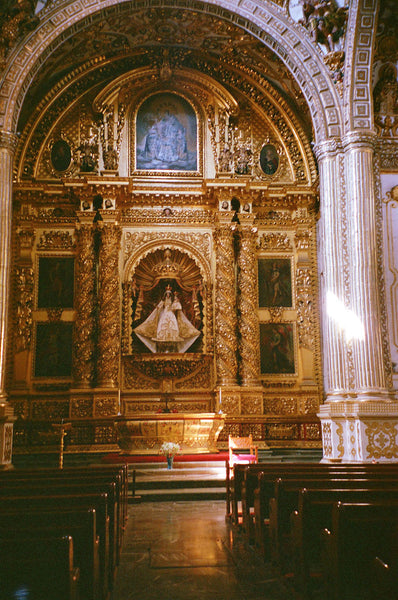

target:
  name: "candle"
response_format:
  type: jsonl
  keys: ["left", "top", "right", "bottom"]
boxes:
{"left": 219, "top": 388, "right": 222, "bottom": 407}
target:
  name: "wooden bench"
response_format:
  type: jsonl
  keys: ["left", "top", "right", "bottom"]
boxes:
{"left": 290, "top": 489, "right": 398, "bottom": 600}
{"left": 0, "top": 466, "right": 127, "bottom": 554}
{"left": 269, "top": 479, "right": 398, "bottom": 574}
{"left": 0, "top": 464, "right": 129, "bottom": 525}
{"left": 0, "top": 535, "right": 80, "bottom": 600}
{"left": 229, "top": 461, "right": 398, "bottom": 529}
{"left": 0, "top": 508, "right": 100, "bottom": 600}
{"left": 0, "top": 479, "right": 120, "bottom": 576}
{"left": 253, "top": 468, "right": 398, "bottom": 557}
{"left": 321, "top": 501, "right": 398, "bottom": 600}
{"left": 0, "top": 492, "right": 113, "bottom": 593}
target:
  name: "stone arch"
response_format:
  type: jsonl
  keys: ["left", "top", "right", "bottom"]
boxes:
{"left": 0, "top": 0, "right": 342, "bottom": 142}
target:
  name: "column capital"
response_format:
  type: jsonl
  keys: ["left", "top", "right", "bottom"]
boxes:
{"left": 216, "top": 211, "right": 237, "bottom": 228}
{"left": 342, "top": 131, "right": 378, "bottom": 152}
{"left": 0, "top": 131, "right": 19, "bottom": 153}
{"left": 312, "top": 137, "right": 343, "bottom": 162}
{"left": 238, "top": 213, "right": 257, "bottom": 231}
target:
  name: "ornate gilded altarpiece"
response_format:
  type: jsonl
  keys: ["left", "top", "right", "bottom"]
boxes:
{"left": 7, "top": 18, "right": 322, "bottom": 454}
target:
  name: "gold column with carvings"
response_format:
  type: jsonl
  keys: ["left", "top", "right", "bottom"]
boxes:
{"left": 214, "top": 214, "right": 238, "bottom": 386}
{"left": 237, "top": 214, "right": 261, "bottom": 387}
{"left": 97, "top": 213, "right": 121, "bottom": 388}
{"left": 73, "top": 215, "right": 96, "bottom": 387}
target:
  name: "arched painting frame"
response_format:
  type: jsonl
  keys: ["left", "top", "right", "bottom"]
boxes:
{"left": 133, "top": 92, "right": 199, "bottom": 175}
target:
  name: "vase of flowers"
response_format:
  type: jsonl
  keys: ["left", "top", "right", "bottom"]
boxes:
{"left": 160, "top": 442, "right": 180, "bottom": 469}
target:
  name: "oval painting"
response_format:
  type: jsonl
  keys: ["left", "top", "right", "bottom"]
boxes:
{"left": 259, "top": 144, "right": 279, "bottom": 176}
{"left": 51, "top": 139, "right": 72, "bottom": 172}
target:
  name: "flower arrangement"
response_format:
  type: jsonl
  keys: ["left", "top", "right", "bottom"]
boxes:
{"left": 159, "top": 442, "right": 180, "bottom": 457}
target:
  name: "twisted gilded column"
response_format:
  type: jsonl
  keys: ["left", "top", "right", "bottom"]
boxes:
{"left": 214, "top": 216, "right": 238, "bottom": 386}
{"left": 237, "top": 216, "right": 260, "bottom": 386}
{"left": 97, "top": 215, "right": 121, "bottom": 388}
{"left": 72, "top": 216, "right": 96, "bottom": 387}
{"left": 0, "top": 131, "right": 17, "bottom": 467}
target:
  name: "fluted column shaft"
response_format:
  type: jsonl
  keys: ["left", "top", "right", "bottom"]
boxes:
{"left": 315, "top": 141, "right": 350, "bottom": 400}
{"left": 97, "top": 217, "right": 121, "bottom": 388}
{"left": 237, "top": 218, "right": 260, "bottom": 386}
{"left": 344, "top": 134, "right": 393, "bottom": 399}
{"left": 73, "top": 218, "right": 96, "bottom": 387}
{"left": 214, "top": 219, "right": 238, "bottom": 386}
{"left": 0, "top": 132, "right": 18, "bottom": 400}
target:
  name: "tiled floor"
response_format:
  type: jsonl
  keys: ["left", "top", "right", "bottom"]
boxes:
{"left": 112, "top": 500, "right": 289, "bottom": 600}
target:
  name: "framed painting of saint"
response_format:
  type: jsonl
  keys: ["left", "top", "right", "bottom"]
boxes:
{"left": 259, "top": 322, "right": 296, "bottom": 375}
{"left": 259, "top": 143, "right": 279, "bottom": 176}
{"left": 134, "top": 92, "right": 198, "bottom": 174}
{"left": 50, "top": 139, "right": 72, "bottom": 173}
{"left": 258, "top": 258, "right": 293, "bottom": 308}
{"left": 37, "top": 257, "right": 75, "bottom": 309}
{"left": 34, "top": 322, "right": 73, "bottom": 378}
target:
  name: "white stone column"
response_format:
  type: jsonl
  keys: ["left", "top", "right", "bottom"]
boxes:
{"left": 317, "top": 135, "right": 398, "bottom": 462}
{"left": 0, "top": 131, "right": 17, "bottom": 468}
{"left": 344, "top": 133, "right": 393, "bottom": 399}
{"left": 315, "top": 140, "right": 350, "bottom": 401}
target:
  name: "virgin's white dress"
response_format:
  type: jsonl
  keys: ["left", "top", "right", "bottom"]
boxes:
{"left": 134, "top": 294, "right": 200, "bottom": 353}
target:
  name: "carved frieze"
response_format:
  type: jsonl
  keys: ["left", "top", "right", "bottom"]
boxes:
{"left": 266, "top": 424, "right": 298, "bottom": 440}
{"left": 264, "top": 397, "right": 297, "bottom": 415}
{"left": 174, "top": 358, "right": 212, "bottom": 390}
{"left": 221, "top": 392, "right": 240, "bottom": 414}
{"left": 300, "top": 423, "right": 321, "bottom": 441}
{"left": 37, "top": 230, "right": 74, "bottom": 250}
{"left": 241, "top": 395, "right": 263, "bottom": 415}
{"left": 31, "top": 401, "right": 69, "bottom": 421}
{"left": 71, "top": 397, "right": 93, "bottom": 419}
{"left": 258, "top": 232, "right": 292, "bottom": 251}
{"left": 95, "top": 397, "right": 120, "bottom": 417}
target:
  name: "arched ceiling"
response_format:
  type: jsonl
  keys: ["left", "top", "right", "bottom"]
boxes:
{"left": 17, "top": 5, "right": 311, "bottom": 138}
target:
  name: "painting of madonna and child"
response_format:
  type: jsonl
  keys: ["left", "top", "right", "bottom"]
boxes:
{"left": 135, "top": 93, "right": 198, "bottom": 172}
{"left": 132, "top": 281, "right": 203, "bottom": 354}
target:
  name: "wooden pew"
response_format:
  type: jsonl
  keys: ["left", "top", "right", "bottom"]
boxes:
{"left": 290, "top": 489, "right": 398, "bottom": 600}
{"left": 3, "top": 464, "right": 129, "bottom": 526}
{"left": 0, "top": 508, "right": 100, "bottom": 600}
{"left": 230, "top": 462, "right": 398, "bottom": 530}
{"left": 0, "top": 479, "right": 119, "bottom": 577}
{"left": 247, "top": 464, "right": 398, "bottom": 553}
{"left": 0, "top": 465, "right": 128, "bottom": 551}
{"left": 270, "top": 479, "right": 398, "bottom": 572}
{"left": 0, "top": 535, "right": 80, "bottom": 600}
{"left": 321, "top": 501, "right": 398, "bottom": 600}
{"left": 0, "top": 492, "right": 112, "bottom": 593}
{"left": 370, "top": 556, "right": 397, "bottom": 600}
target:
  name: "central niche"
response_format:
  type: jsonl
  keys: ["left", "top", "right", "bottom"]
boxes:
{"left": 130, "top": 248, "right": 204, "bottom": 354}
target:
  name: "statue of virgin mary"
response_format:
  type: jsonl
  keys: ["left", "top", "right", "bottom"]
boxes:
{"left": 134, "top": 285, "right": 200, "bottom": 353}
